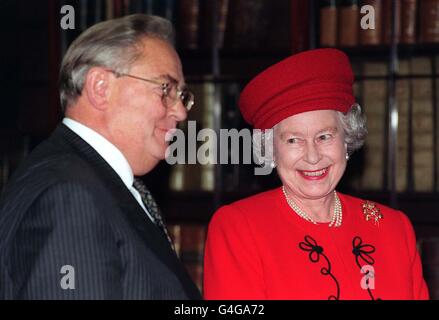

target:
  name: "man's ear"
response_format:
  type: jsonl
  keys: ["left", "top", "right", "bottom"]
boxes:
{"left": 84, "top": 67, "right": 112, "bottom": 110}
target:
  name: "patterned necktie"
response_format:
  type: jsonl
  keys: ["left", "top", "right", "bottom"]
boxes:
{"left": 132, "top": 178, "right": 174, "bottom": 249}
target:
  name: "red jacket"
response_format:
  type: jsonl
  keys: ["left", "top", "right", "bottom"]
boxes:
{"left": 204, "top": 187, "right": 429, "bottom": 300}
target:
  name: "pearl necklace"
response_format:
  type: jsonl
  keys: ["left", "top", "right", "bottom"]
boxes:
{"left": 281, "top": 186, "right": 343, "bottom": 227}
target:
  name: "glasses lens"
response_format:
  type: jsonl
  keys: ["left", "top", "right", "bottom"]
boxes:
{"left": 162, "top": 82, "right": 194, "bottom": 111}
{"left": 180, "top": 90, "right": 194, "bottom": 111}
{"left": 161, "top": 83, "right": 174, "bottom": 107}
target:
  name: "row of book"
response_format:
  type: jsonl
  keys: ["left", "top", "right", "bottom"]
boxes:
{"left": 62, "top": 0, "right": 291, "bottom": 51}
{"left": 64, "top": 0, "right": 439, "bottom": 52}
{"left": 320, "top": 0, "right": 439, "bottom": 47}
{"left": 66, "top": 0, "right": 175, "bottom": 29}
{"left": 168, "top": 223, "right": 207, "bottom": 292}
{"left": 355, "top": 57, "right": 438, "bottom": 192}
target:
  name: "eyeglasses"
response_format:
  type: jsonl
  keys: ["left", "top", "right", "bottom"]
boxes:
{"left": 110, "top": 70, "right": 194, "bottom": 111}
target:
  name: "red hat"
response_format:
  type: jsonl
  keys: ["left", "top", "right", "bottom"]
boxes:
{"left": 239, "top": 48, "right": 355, "bottom": 129}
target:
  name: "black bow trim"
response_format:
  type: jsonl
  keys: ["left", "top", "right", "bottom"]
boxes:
{"left": 351, "top": 236, "right": 380, "bottom": 300}
{"left": 352, "top": 236, "right": 376, "bottom": 267}
{"left": 299, "top": 235, "right": 340, "bottom": 300}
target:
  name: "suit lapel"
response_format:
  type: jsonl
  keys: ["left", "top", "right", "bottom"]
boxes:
{"left": 54, "top": 124, "right": 200, "bottom": 298}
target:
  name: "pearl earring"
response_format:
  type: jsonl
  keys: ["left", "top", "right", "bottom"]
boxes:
{"left": 270, "top": 161, "right": 276, "bottom": 168}
{"left": 345, "top": 153, "right": 350, "bottom": 160}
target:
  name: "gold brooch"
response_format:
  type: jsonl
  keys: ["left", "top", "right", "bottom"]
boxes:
{"left": 362, "top": 201, "right": 383, "bottom": 226}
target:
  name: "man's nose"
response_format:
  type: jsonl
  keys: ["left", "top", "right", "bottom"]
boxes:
{"left": 168, "top": 99, "right": 187, "bottom": 122}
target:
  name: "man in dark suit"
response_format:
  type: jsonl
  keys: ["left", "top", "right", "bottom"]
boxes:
{"left": 0, "top": 14, "right": 200, "bottom": 299}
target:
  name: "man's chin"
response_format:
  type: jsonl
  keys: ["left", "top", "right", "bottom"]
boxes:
{"left": 152, "top": 143, "right": 169, "bottom": 161}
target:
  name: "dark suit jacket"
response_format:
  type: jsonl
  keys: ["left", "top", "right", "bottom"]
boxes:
{"left": 0, "top": 124, "right": 201, "bottom": 299}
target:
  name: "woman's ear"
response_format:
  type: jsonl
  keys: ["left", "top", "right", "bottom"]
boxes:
{"left": 84, "top": 67, "right": 111, "bottom": 110}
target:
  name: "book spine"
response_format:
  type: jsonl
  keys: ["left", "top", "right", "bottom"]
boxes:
{"left": 169, "top": 163, "right": 186, "bottom": 191}
{"left": 360, "top": 0, "right": 383, "bottom": 45}
{"left": 360, "top": 62, "right": 388, "bottom": 190}
{"left": 382, "top": 0, "right": 401, "bottom": 44}
{"left": 395, "top": 76, "right": 410, "bottom": 192}
{"left": 200, "top": 82, "right": 216, "bottom": 192}
{"left": 180, "top": 224, "right": 207, "bottom": 292}
{"left": 436, "top": 55, "right": 439, "bottom": 192}
{"left": 291, "top": 0, "right": 310, "bottom": 52}
{"left": 419, "top": 0, "right": 439, "bottom": 43}
{"left": 411, "top": 58, "right": 434, "bottom": 191}
{"left": 320, "top": 0, "right": 338, "bottom": 47}
{"left": 178, "top": 0, "right": 200, "bottom": 49}
{"left": 217, "top": 0, "right": 229, "bottom": 49}
{"left": 95, "top": 0, "right": 103, "bottom": 23}
{"left": 200, "top": 0, "right": 229, "bottom": 49}
{"left": 113, "top": 0, "right": 123, "bottom": 17}
{"left": 123, "top": 0, "right": 130, "bottom": 15}
{"left": 400, "top": 0, "right": 417, "bottom": 44}
{"left": 338, "top": 1, "right": 360, "bottom": 47}
{"left": 106, "top": 0, "right": 115, "bottom": 19}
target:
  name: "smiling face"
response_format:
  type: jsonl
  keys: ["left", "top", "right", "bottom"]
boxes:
{"left": 274, "top": 109, "right": 347, "bottom": 201}
{"left": 106, "top": 37, "right": 187, "bottom": 175}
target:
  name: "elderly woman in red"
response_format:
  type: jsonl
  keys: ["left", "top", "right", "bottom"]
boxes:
{"left": 203, "top": 48, "right": 429, "bottom": 300}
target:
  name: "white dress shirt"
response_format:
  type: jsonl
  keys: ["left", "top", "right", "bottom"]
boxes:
{"left": 62, "top": 118, "right": 154, "bottom": 222}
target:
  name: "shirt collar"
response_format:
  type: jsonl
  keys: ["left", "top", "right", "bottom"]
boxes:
{"left": 62, "top": 117, "right": 134, "bottom": 189}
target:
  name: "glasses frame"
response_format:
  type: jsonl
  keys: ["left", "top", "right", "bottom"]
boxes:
{"left": 109, "top": 70, "right": 194, "bottom": 111}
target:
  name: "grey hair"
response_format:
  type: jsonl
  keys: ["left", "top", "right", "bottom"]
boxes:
{"left": 338, "top": 103, "right": 368, "bottom": 155}
{"left": 252, "top": 103, "right": 368, "bottom": 166}
{"left": 59, "top": 14, "right": 175, "bottom": 112}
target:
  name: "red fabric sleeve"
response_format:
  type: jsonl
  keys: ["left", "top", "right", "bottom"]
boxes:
{"left": 399, "top": 213, "right": 430, "bottom": 300}
{"left": 203, "top": 205, "right": 265, "bottom": 299}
